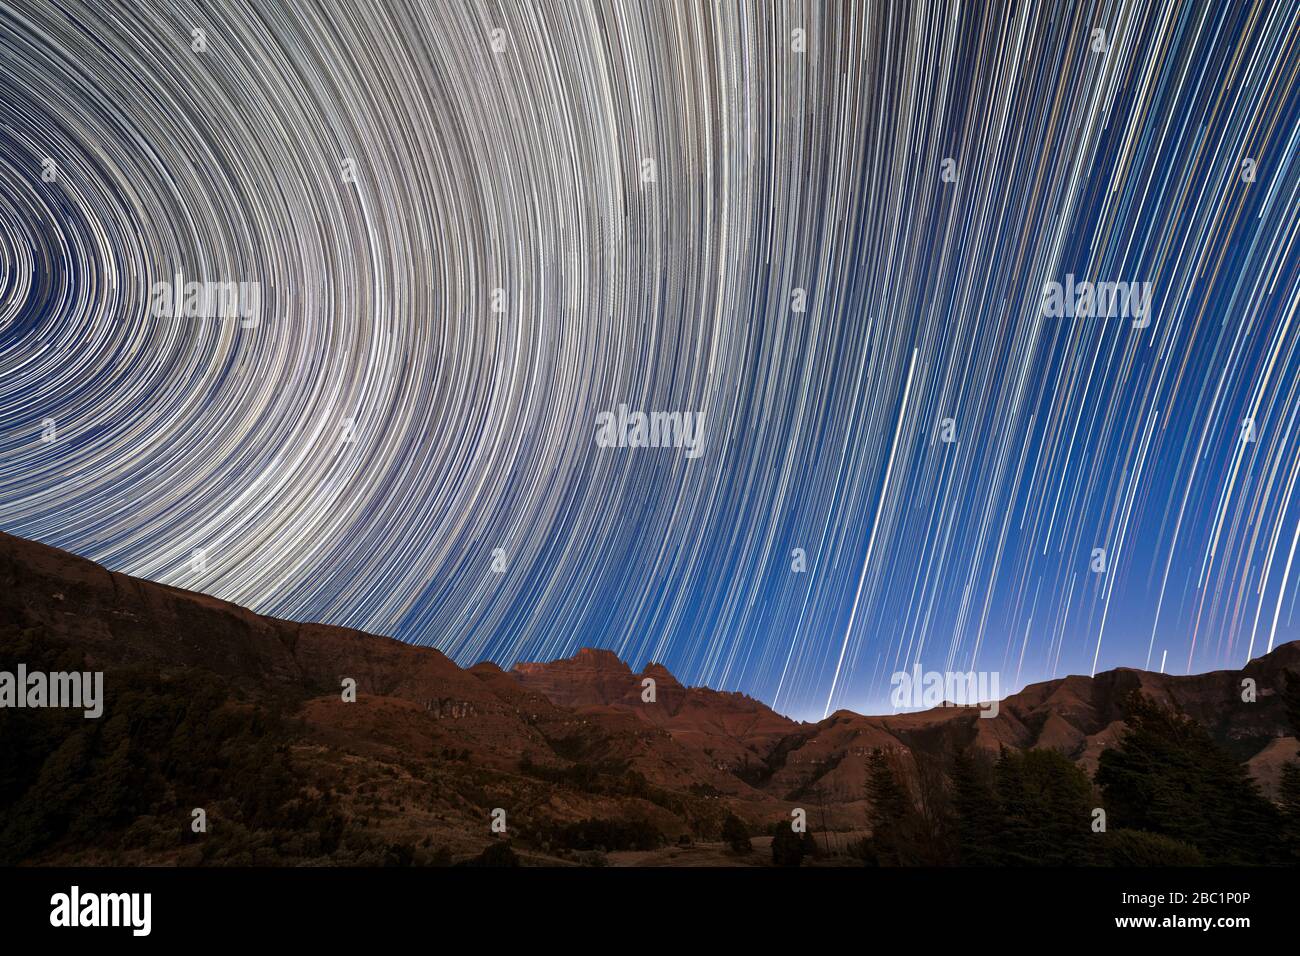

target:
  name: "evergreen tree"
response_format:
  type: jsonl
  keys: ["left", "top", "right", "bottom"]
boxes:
{"left": 1095, "top": 692, "right": 1282, "bottom": 865}
{"left": 993, "top": 747, "right": 1033, "bottom": 865}
{"left": 950, "top": 748, "right": 1001, "bottom": 865}
{"left": 993, "top": 747, "right": 1095, "bottom": 865}
{"left": 865, "top": 748, "right": 913, "bottom": 865}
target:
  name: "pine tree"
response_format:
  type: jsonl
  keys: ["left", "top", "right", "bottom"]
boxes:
{"left": 865, "top": 748, "right": 913, "bottom": 865}
{"left": 951, "top": 748, "right": 1001, "bottom": 865}
{"left": 993, "top": 747, "right": 1097, "bottom": 865}
{"left": 993, "top": 747, "right": 1034, "bottom": 865}
{"left": 1095, "top": 692, "right": 1282, "bottom": 865}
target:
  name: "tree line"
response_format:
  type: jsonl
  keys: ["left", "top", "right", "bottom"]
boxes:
{"left": 857, "top": 675, "right": 1300, "bottom": 866}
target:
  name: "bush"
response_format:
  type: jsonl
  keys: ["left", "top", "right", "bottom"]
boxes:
{"left": 416, "top": 845, "right": 454, "bottom": 867}
{"left": 721, "top": 813, "right": 751, "bottom": 854}
{"left": 771, "top": 826, "right": 805, "bottom": 867}
{"left": 459, "top": 841, "right": 521, "bottom": 867}
{"left": 550, "top": 818, "right": 663, "bottom": 852}
{"left": 846, "top": 836, "right": 878, "bottom": 865}
{"left": 1103, "top": 829, "right": 1205, "bottom": 866}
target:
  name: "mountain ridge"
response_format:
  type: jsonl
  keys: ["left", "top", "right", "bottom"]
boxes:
{"left": 2, "top": 529, "right": 1297, "bottom": 864}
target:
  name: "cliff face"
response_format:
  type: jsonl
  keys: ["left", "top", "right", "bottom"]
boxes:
{"left": 511, "top": 648, "right": 643, "bottom": 709}
{"left": 508, "top": 635, "right": 1299, "bottom": 805}
{"left": 511, "top": 649, "right": 800, "bottom": 774}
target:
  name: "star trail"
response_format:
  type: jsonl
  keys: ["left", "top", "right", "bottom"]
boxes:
{"left": 0, "top": 1, "right": 1297, "bottom": 720}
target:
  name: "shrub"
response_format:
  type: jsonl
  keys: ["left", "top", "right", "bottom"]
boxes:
{"left": 771, "top": 826, "right": 804, "bottom": 867}
{"left": 721, "top": 813, "right": 751, "bottom": 853}
{"left": 459, "top": 840, "right": 521, "bottom": 867}
{"left": 1103, "top": 829, "right": 1205, "bottom": 867}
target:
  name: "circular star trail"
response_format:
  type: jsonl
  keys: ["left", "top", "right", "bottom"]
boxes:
{"left": 0, "top": 1, "right": 1297, "bottom": 719}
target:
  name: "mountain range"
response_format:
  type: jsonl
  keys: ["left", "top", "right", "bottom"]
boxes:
{"left": 1, "top": 529, "right": 1296, "bottom": 865}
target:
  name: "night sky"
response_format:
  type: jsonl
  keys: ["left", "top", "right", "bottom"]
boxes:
{"left": 1, "top": 1, "right": 1297, "bottom": 720}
